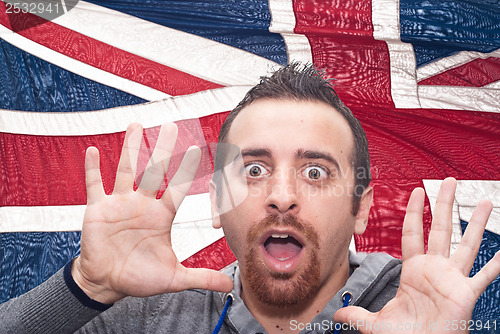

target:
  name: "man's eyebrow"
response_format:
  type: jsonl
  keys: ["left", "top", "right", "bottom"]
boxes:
{"left": 296, "top": 149, "right": 341, "bottom": 170}
{"left": 240, "top": 148, "right": 272, "bottom": 159}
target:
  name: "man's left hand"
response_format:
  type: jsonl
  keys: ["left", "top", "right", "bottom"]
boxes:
{"left": 334, "top": 177, "right": 500, "bottom": 333}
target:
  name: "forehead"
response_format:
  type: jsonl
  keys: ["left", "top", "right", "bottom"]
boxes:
{"left": 226, "top": 98, "right": 354, "bottom": 165}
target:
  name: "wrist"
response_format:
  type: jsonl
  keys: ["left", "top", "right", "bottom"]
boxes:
{"left": 70, "top": 257, "right": 124, "bottom": 305}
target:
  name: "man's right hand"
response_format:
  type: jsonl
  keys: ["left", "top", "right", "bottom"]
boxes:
{"left": 71, "top": 122, "right": 234, "bottom": 304}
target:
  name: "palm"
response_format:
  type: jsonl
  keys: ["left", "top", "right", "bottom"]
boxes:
{"left": 74, "top": 123, "right": 233, "bottom": 304}
{"left": 82, "top": 194, "right": 178, "bottom": 296}
{"left": 335, "top": 178, "right": 500, "bottom": 333}
{"left": 370, "top": 256, "right": 476, "bottom": 333}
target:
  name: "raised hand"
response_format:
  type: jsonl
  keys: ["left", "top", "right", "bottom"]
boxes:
{"left": 72, "top": 123, "right": 233, "bottom": 304}
{"left": 334, "top": 177, "right": 500, "bottom": 333}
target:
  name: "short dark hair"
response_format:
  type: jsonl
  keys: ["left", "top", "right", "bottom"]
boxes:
{"left": 214, "top": 62, "right": 371, "bottom": 215}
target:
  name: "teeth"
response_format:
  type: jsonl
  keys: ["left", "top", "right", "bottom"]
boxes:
{"left": 271, "top": 233, "right": 289, "bottom": 239}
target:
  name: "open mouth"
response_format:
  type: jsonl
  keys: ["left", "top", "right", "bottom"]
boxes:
{"left": 264, "top": 233, "right": 303, "bottom": 261}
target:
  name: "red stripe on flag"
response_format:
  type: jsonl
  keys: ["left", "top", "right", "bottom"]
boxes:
{"left": 181, "top": 237, "right": 236, "bottom": 270}
{"left": 0, "top": 3, "right": 223, "bottom": 96}
{"left": 0, "top": 113, "right": 229, "bottom": 207}
{"left": 356, "top": 105, "right": 500, "bottom": 181}
{"left": 292, "top": 0, "right": 394, "bottom": 109}
{"left": 419, "top": 57, "right": 500, "bottom": 87}
{"left": 356, "top": 179, "right": 433, "bottom": 258}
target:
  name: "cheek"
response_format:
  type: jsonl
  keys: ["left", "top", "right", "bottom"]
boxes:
{"left": 302, "top": 189, "right": 354, "bottom": 223}
{"left": 307, "top": 197, "right": 356, "bottom": 260}
{"left": 315, "top": 221, "right": 353, "bottom": 276}
{"left": 300, "top": 179, "right": 354, "bottom": 204}
{"left": 316, "top": 215, "right": 354, "bottom": 248}
{"left": 220, "top": 209, "right": 250, "bottom": 259}
{"left": 221, "top": 223, "right": 242, "bottom": 259}
{"left": 245, "top": 181, "right": 268, "bottom": 202}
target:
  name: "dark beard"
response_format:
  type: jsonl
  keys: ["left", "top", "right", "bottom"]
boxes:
{"left": 243, "top": 214, "right": 321, "bottom": 307}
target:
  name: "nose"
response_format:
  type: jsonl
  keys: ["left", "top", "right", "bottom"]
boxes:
{"left": 264, "top": 167, "right": 300, "bottom": 215}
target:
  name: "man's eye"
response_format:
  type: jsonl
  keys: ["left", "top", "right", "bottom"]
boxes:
{"left": 302, "top": 166, "right": 328, "bottom": 181}
{"left": 245, "top": 164, "right": 269, "bottom": 178}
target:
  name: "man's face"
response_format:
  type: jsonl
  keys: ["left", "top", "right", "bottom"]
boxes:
{"left": 213, "top": 98, "right": 370, "bottom": 307}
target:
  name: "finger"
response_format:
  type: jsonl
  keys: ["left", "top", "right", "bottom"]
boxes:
{"left": 334, "top": 306, "right": 376, "bottom": 333}
{"left": 85, "top": 147, "right": 105, "bottom": 204}
{"left": 428, "top": 177, "right": 457, "bottom": 257}
{"left": 114, "top": 123, "right": 143, "bottom": 194}
{"left": 175, "top": 267, "right": 234, "bottom": 293}
{"left": 402, "top": 187, "right": 425, "bottom": 261}
{"left": 161, "top": 146, "right": 201, "bottom": 213}
{"left": 451, "top": 200, "right": 493, "bottom": 275}
{"left": 138, "top": 123, "right": 178, "bottom": 197}
{"left": 470, "top": 250, "right": 500, "bottom": 298}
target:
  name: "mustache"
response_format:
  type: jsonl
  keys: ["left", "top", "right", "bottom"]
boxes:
{"left": 247, "top": 214, "right": 319, "bottom": 248}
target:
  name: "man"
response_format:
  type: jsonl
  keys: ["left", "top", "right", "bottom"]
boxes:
{"left": 1, "top": 63, "right": 499, "bottom": 333}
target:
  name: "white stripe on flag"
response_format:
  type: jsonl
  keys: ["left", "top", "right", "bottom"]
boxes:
{"left": 0, "top": 86, "right": 252, "bottom": 135}
{"left": 485, "top": 81, "right": 500, "bottom": 89}
{"left": 372, "top": 0, "right": 422, "bottom": 109}
{"left": 0, "top": 205, "right": 86, "bottom": 233}
{"left": 268, "top": 0, "right": 313, "bottom": 63}
{"left": 0, "top": 193, "right": 221, "bottom": 262}
{"left": 418, "top": 86, "right": 500, "bottom": 113}
{"left": 372, "top": 0, "right": 400, "bottom": 41}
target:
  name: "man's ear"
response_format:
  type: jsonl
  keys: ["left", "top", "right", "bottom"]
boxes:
{"left": 209, "top": 180, "right": 222, "bottom": 229}
{"left": 354, "top": 185, "right": 373, "bottom": 235}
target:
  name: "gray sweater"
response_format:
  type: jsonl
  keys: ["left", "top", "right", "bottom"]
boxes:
{"left": 0, "top": 251, "right": 401, "bottom": 334}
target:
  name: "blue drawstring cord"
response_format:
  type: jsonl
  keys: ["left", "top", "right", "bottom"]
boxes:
{"left": 212, "top": 294, "right": 233, "bottom": 334}
{"left": 333, "top": 291, "right": 352, "bottom": 334}
{"left": 212, "top": 291, "right": 350, "bottom": 334}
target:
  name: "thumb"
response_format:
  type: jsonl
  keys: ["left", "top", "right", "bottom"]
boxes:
{"left": 334, "top": 306, "right": 375, "bottom": 334}
{"left": 177, "top": 267, "right": 234, "bottom": 293}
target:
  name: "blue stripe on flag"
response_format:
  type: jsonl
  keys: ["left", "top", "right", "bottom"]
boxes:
{"left": 0, "top": 39, "right": 146, "bottom": 112}
{"left": 85, "top": 0, "right": 288, "bottom": 66}
{"left": 461, "top": 220, "right": 500, "bottom": 334}
{"left": 0, "top": 232, "right": 81, "bottom": 303}
{"left": 400, "top": 0, "right": 500, "bottom": 67}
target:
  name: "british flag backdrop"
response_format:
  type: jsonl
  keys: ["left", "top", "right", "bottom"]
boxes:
{"left": 0, "top": 0, "right": 499, "bottom": 330}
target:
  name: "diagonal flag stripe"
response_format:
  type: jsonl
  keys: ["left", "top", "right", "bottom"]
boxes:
{"left": 51, "top": 1, "right": 280, "bottom": 86}
{"left": 0, "top": 27, "right": 168, "bottom": 102}
{"left": 416, "top": 49, "right": 500, "bottom": 82}
{"left": 419, "top": 57, "right": 500, "bottom": 87}
{"left": 0, "top": 3, "right": 223, "bottom": 97}
{"left": 181, "top": 237, "right": 236, "bottom": 271}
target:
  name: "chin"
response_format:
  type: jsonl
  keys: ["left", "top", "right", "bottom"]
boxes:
{"left": 244, "top": 247, "right": 321, "bottom": 308}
